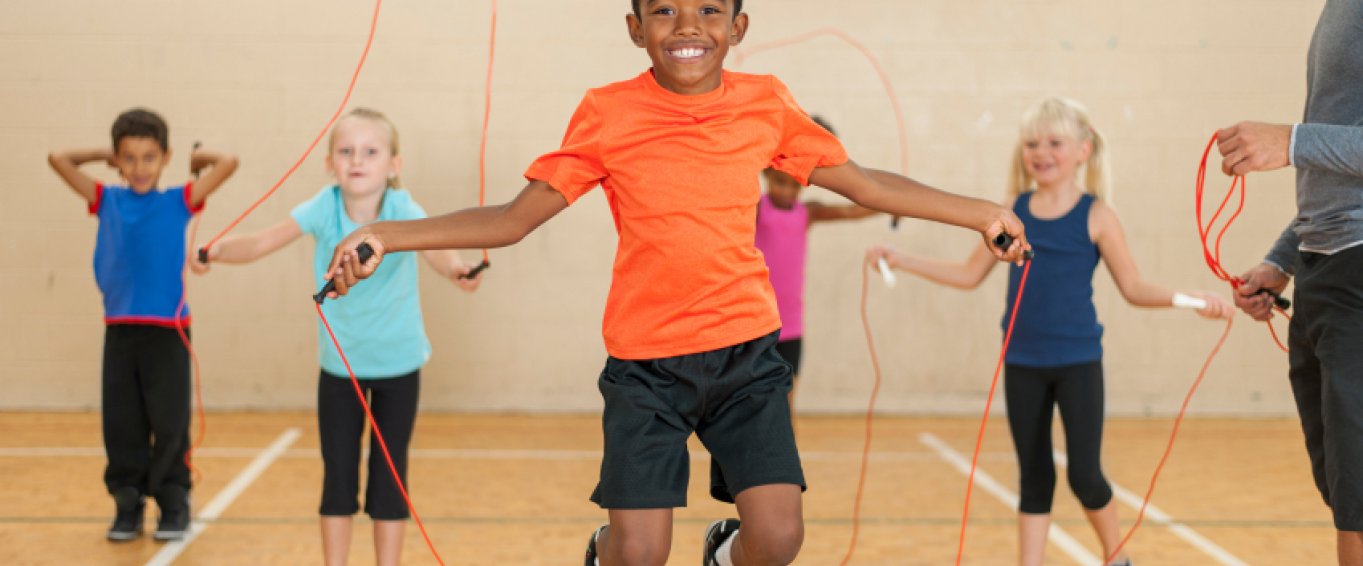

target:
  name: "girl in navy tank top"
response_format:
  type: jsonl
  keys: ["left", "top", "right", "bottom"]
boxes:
{"left": 868, "top": 98, "right": 1232, "bottom": 566}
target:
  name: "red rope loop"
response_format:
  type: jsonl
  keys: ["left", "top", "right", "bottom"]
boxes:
{"left": 200, "top": 0, "right": 383, "bottom": 253}
{"left": 477, "top": 0, "right": 497, "bottom": 263}
{"left": 955, "top": 259, "right": 1033, "bottom": 565}
{"left": 841, "top": 259, "right": 887, "bottom": 565}
{"left": 1196, "top": 133, "right": 1290, "bottom": 351}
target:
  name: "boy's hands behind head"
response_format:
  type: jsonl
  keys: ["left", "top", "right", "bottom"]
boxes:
{"left": 982, "top": 207, "right": 1031, "bottom": 265}
{"left": 324, "top": 229, "right": 387, "bottom": 298}
{"left": 190, "top": 150, "right": 211, "bottom": 178}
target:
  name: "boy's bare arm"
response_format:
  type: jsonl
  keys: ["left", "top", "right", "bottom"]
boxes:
{"left": 807, "top": 201, "right": 877, "bottom": 223}
{"left": 323, "top": 180, "right": 568, "bottom": 297}
{"left": 47, "top": 148, "right": 112, "bottom": 203}
{"left": 188, "top": 149, "right": 239, "bottom": 207}
{"left": 808, "top": 160, "right": 1030, "bottom": 261}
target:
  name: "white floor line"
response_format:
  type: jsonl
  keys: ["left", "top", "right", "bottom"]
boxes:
{"left": 145, "top": 428, "right": 301, "bottom": 566}
{"left": 1052, "top": 451, "right": 1249, "bottom": 566}
{"left": 920, "top": 432, "right": 1100, "bottom": 566}
{"left": 0, "top": 445, "right": 1016, "bottom": 462}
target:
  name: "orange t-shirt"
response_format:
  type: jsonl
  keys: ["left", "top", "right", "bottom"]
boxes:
{"left": 525, "top": 70, "right": 848, "bottom": 360}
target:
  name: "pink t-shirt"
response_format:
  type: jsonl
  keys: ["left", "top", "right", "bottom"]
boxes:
{"left": 754, "top": 194, "right": 808, "bottom": 341}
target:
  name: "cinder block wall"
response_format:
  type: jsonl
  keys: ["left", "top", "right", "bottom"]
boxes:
{"left": 0, "top": 0, "right": 1317, "bottom": 414}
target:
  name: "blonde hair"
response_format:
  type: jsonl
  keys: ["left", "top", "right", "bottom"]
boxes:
{"left": 329, "top": 107, "right": 402, "bottom": 189}
{"left": 1008, "top": 97, "right": 1110, "bottom": 201}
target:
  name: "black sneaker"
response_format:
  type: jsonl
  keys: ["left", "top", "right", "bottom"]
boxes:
{"left": 107, "top": 487, "right": 145, "bottom": 542}
{"left": 153, "top": 485, "right": 190, "bottom": 541}
{"left": 702, "top": 519, "right": 740, "bottom": 566}
{"left": 584, "top": 524, "right": 607, "bottom": 566}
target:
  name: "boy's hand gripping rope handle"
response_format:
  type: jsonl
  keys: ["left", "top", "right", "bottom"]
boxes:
{"left": 313, "top": 243, "right": 375, "bottom": 303}
{"left": 993, "top": 232, "right": 1035, "bottom": 261}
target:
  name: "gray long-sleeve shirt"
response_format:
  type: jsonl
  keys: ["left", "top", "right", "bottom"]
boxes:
{"left": 1264, "top": 0, "right": 1363, "bottom": 275}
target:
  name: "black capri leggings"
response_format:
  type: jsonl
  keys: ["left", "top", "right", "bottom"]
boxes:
{"left": 1004, "top": 361, "right": 1113, "bottom": 514}
{"left": 317, "top": 369, "right": 420, "bottom": 520}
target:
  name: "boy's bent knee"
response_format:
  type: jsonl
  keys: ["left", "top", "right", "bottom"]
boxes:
{"left": 603, "top": 522, "right": 672, "bottom": 566}
{"left": 737, "top": 521, "right": 803, "bottom": 565}
{"left": 610, "top": 542, "right": 669, "bottom": 566}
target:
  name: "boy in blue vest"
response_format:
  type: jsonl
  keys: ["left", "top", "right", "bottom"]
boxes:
{"left": 48, "top": 108, "right": 238, "bottom": 542}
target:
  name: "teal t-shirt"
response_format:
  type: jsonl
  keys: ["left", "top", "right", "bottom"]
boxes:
{"left": 292, "top": 185, "right": 431, "bottom": 378}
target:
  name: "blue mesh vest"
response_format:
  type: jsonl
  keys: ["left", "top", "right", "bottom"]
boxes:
{"left": 1003, "top": 192, "right": 1103, "bottom": 367}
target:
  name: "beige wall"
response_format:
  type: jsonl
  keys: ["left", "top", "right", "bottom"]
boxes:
{"left": 1, "top": 0, "right": 1319, "bottom": 415}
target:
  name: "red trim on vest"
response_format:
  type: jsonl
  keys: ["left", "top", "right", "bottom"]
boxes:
{"left": 105, "top": 316, "right": 192, "bottom": 328}
{"left": 88, "top": 183, "right": 104, "bottom": 215}
{"left": 183, "top": 181, "right": 205, "bottom": 214}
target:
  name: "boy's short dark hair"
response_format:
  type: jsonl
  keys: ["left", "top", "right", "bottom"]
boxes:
{"left": 632, "top": 0, "right": 743, "bottom": 18}
{"left": 111, "top": 108, "right": 169, "bottom": 151}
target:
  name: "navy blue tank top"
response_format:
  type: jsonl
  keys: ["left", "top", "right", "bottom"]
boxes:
{"left": 1003, "top": 192, "right": 1103, "bottom": 367}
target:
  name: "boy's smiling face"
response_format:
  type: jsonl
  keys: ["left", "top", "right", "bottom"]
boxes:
{"left": 627, "top": 0, "right": 747, "bottom": 95}
{"left": 113, "top": 136, "right": 170, "bottom": 193}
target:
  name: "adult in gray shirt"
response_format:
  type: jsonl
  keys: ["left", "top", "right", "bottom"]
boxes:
{"left": 1220, "top": 1, "right": 1363, "bottom": 563}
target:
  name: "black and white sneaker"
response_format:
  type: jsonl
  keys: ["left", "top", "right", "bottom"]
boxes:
{"left": 584, "top": 524, "right": 607, "bottom": 566}
{"left": 701, "top": 518, "right": 740, "bottom": 566}
{"left": 153, "top": 505, "right": 190, "bottom": 541}
{"left": 152, "top": 485, "right": 190, "bottom": 541}
{"left": 106, "top": 487, "right": 145, "bottom": 542}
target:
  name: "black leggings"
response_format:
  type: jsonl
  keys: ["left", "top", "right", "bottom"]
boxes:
{"left": 317, "top": 369, "right": 420, "bottom": 520}
{"left": 1005, "top": 361, "right": 1113, "bottom": 514}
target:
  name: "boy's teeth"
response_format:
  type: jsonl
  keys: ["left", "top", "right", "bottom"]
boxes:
{"left": 671, "top": 48, "right": 704, "bottom": 58}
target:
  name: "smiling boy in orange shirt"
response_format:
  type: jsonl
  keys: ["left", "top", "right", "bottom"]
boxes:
{"left": 322, "top": 1, "right": 1031, "bottom": 564}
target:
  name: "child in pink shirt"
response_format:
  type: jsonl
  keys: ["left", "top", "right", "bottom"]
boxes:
{"left": 755, "top": 117, "right": 877, "bottom": 412}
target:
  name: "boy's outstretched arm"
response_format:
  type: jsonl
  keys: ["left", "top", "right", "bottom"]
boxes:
{"left": 324, "top": 180, "right": 568, "bottom": 297}
{"left": 47, "top": 148, "right": 112, "bottom": 204}
{"left": 187, "top": 148, "right": 239, "bottom": 207}
{"left": 807, "top": 201, "right": 877, "bottom": 223}
{"left": 808, "top": 160, "right": 1030, "bottom": 262}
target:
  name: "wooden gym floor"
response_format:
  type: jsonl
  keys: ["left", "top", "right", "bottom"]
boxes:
{"left": 0, "top": 412, "right": 1333, "bottom": 565}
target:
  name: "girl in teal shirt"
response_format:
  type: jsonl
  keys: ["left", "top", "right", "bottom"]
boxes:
{"left": 195, "top": 108, "right": 482, "bottom": 566}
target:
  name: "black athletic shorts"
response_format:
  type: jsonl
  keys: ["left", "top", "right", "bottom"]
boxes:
{"left": 774, "top": 338, "right": 803, "bottom": 376}
{"left": 590, "top": 329, "right": 804, "bottom": 508}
